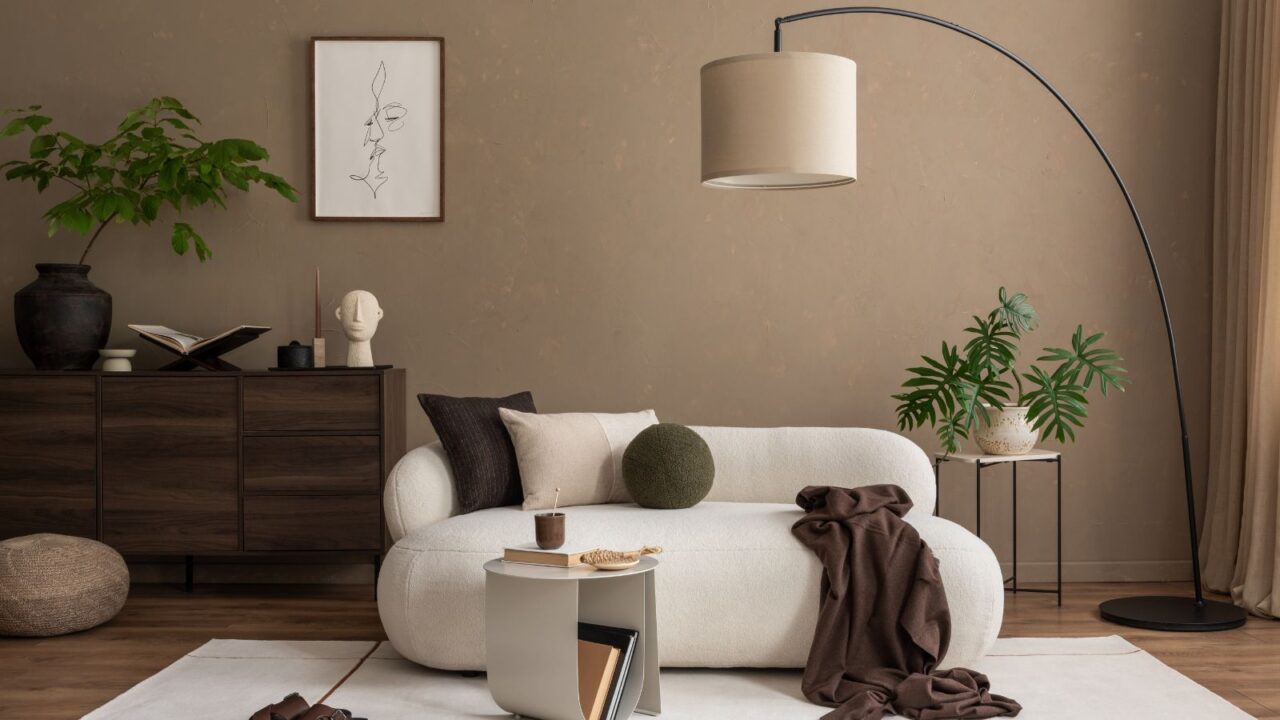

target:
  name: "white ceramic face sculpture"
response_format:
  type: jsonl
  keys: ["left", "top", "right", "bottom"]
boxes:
{"left": 335, "top": 290, "right": 383, "bottom": 367}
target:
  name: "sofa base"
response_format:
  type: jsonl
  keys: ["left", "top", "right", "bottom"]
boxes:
{"left": 377, "top": 503, "right": 1003, "bottom": 671}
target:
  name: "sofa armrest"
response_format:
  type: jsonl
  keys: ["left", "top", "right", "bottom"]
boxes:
{"left": 384, "top": 442, "right": 459, "bottom": 542}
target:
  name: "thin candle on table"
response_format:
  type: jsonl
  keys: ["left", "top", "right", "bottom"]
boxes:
{"left": 314, "top": 266, "right": 321, "bottom": 338}
{"left": 312, "top": 266, "right": 326, "bottom": 368}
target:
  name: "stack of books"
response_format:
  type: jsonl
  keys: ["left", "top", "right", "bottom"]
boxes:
{"left": 577, "top": 623, "right": 639, "bottom": 720}
{"left": 502, "top": 546, "right": 639, "bottom": 719}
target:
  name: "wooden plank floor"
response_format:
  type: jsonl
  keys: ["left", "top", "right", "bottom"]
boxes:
{"left": 0, "top": 581, "right": 1275, "bottom": 718}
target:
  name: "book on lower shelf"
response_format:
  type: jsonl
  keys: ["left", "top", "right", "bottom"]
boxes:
{"left": 577, "top": 639, "right": 620, "bottom": 720}
{"left": 579, "top": 622, "right": 639, "bottom": 720}
{"left": 502, "top": 544, "right": 599, "bottom": 567}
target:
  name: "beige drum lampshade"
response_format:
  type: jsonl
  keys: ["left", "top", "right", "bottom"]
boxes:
{"left": 701, "top": 51, "right": 857, "bottom": 189}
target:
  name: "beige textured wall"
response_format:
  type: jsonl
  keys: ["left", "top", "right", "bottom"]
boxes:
{"left": 0, "top": 1, "right": 1220, "bottom": 581}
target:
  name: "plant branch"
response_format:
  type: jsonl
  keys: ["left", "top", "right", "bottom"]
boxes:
{"left": 78, "top": 212, "right": 117, "bottom": 265}
{"left": 53, "top": 174, "right": 87, "bottom": 193}
{"left": 4, "top": 97, "right": 297, "bottom": 264}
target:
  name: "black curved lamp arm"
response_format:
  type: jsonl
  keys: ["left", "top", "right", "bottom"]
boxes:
{"left": 777, "top": 6, "right": 1203, "bottom": 604}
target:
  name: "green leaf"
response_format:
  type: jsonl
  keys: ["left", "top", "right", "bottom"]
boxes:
{"left": 1037, "top": 325, "right": 1130, "bottom": 396}
{"left": 193, "top": 232, "right": 211, "bottom": 262}
{"left": 29, "top": 134, "right": 58, "bottom": 158}
{"left": 141, "top": 195, "right": 162, "bottom": 222}
{"left": 223, "top": 168, "right": 249, "bottom": 191}
{"left": 893, "top": 341, "right": 976, "bottom": 451}
{"left": 62, "top": 206, "right": 93, "bottom": 234}
{"left": 55, "top": 130, "right": 83, "bottom": 148}
{"left": 226, "top": 138, "right": 268, "bottom": 162}
{"left": 1022, "top": 365, "right": 1089, "bottom": 444}
{"left": 91, "top": 194, "right": 116, "bottom": 222}
{"left": 994, "top": 287, "right": 1039, "bottom": 337}
{"left": 170, "top": 222, "right": 191, "bottom": 255}
{"left": 113, "top": 194, "right": 136, "bottom": 222}
{"left": 1, "top": 117, "right": 28, "bottom": 136}
{"left": 963, "top": 312, "right": 1018, "bottom": 379}
{"left": 936, "top": 411, "right": 970, "bottom": 455}
{"left": 118, "top": 110, "right": 142, "bottom": 132}
{"left": 171, "top": 222, "right": 210, "bottom": 261}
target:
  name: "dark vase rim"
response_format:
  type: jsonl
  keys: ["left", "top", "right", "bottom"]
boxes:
{"left": 34, "top": 263, "right": 92, "bottom": 273}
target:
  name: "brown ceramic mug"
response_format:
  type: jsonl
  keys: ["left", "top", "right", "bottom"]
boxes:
{"left": 535, "top": 512, "right": 565, "bottom": 550}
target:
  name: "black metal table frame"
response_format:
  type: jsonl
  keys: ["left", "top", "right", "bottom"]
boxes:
{"left": 934, "top": 455, "right": 1062, "bottom": 606}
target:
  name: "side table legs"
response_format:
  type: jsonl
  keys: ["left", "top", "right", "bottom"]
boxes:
{"left": 1011, "top": 462, "right": 1017, "bottom": 593}
{"left": 975, "top": 462, "right": 982, "bottom": 538}
{"left": 935, "top": 456, "right": 1062, "bottom": 605}
{"left": 1056, "top": 457, "right": 1062, "bottom": 606}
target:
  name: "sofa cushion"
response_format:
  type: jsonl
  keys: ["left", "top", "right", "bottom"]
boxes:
{"left": 417, "top": 391, "right": 536, "bottom": 514}
{"left": 500, "top": 408, "right": 658, "bottom": 510}
{"left": 623, "top": 424, "right": 716, "bottom": 509}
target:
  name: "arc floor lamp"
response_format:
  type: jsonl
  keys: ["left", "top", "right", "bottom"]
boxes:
{"left": 700, "top": 6, "right": 1248, "bottom": 631}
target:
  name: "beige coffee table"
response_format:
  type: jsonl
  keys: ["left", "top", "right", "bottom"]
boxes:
{"left": 484, "top": 556, "right": 661, "bottom": 720}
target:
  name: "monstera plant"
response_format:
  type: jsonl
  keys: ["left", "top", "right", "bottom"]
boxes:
{"left": 892, "top": 288, "right": 1129, "bottom": 455}
{"left": 0, "top": 97, "right": 296, "bottom": 370}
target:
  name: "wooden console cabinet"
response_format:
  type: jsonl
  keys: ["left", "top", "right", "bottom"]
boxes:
{"left": 0, "top": 369, "right": 405, "bottom": 584}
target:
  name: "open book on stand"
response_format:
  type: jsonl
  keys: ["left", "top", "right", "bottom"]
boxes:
{"left": 128, "top": 324, "right": 270, "bottom": 371}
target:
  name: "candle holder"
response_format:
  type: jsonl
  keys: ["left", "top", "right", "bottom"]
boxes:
{"left": 534, "top": 513, "right": 565, "bottom": 550}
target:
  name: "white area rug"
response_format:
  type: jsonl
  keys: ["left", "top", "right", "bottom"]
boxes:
{"left": 84, "top": 636, "right": 1249, "bottom": 719}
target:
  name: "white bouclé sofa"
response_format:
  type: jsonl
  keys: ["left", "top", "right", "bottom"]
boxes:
{"left": 378, "top": 427, "right": 1004, "bottom": 671}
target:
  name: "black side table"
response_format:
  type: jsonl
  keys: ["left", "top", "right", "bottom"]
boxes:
{"left": 934, "top": 450, "right": 1062, "bottom": 606}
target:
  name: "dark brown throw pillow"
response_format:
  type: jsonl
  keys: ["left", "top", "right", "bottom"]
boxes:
{"left": 418, "top": 391, "right": 537, "bottom": 513}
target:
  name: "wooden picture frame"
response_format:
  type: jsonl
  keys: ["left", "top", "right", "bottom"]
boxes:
{"left": 310, "top": 37, "right": 444, "bottom": 222}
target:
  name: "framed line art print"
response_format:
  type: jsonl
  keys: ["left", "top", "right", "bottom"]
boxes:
{"left": 311, "top": 37, "right": 443, "bottom": 221}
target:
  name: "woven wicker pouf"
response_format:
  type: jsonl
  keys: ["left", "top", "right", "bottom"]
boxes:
{"left": 0, "top": 533, "right": 130, "bottom": 637}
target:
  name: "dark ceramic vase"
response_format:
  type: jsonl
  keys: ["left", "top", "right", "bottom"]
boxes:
{"left": 14, "top": 264, "right": 112, "bottom": 370}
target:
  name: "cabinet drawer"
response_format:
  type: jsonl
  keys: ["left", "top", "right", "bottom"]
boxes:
{"left": 243, "top": 495, "right": 381, "bottom": 551}
{"left": 0, "top": 377, "right": 98, "bottom": 540}
{"left": 101, "top": 378, "right": 239, "bottom": 553}
{"left": 244, "top": 436, "right": 381, "bottom": 495}
{"left": 243, "top": 376, "right": 380, "bottom": 432}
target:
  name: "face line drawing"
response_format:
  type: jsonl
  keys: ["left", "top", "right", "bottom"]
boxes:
{"left": 349, "top": 61, "right": 409, "bottom": 198}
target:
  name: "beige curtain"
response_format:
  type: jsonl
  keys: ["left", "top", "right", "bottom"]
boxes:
{"left": 1201, "top": 0, "right": 1280, "bottom": 618}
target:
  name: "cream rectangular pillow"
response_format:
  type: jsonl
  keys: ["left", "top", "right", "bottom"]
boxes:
{"left": 499, "top": 408, "right": 658, "bottom": 510}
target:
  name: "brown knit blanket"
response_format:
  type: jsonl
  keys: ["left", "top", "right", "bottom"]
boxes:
{"left": 792, "top": 485, "right": 1021, "bottom": 720}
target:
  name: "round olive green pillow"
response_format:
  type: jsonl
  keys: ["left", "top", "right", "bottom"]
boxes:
{"left": 622, "top": 424, "right": 715, "bottom": 509}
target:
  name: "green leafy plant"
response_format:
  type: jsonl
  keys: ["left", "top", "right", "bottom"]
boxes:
{"left": 1, "top": 97, "right": 297, "bottom": 264}
{"left": 893, "top": 288, "right": 1128, "bottom": 453}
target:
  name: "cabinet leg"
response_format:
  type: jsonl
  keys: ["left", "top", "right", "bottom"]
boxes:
{"left": 184, "top": 555, "right": 194, "bottom": 593}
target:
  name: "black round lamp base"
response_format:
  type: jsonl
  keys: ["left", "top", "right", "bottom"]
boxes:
{"left": 1099, "top": 596, "right": 1247, "bottom": 632}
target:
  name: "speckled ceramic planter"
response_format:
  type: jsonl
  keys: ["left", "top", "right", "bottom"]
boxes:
{"left": 974, "top": 406, "right": 1037, "bottom": 455}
